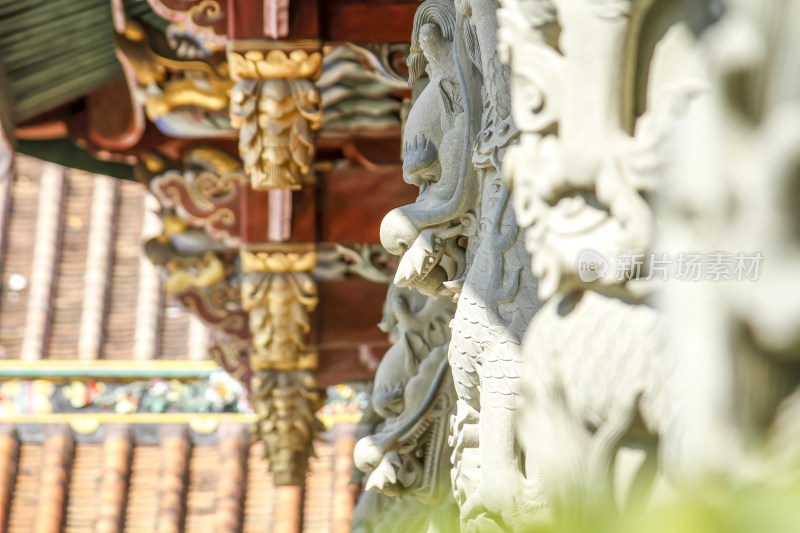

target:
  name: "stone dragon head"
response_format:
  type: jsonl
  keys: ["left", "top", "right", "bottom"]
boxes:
{"left": 380, "top": 0, "right": 480, "bottom": 300}
{"left": 354, "top": 285, "right": 456, "bottom": 504}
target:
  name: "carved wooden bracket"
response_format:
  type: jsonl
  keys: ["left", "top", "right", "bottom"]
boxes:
{"left": 240, "top": 247, "right": 324, "bottom": 485}
{"left": 171, "top": 272, "right": 251, "bottom": 343}
{"left": 144, "top": 148, "right": 253, "bottom": 383}
{"left": 145, "top": 0, "right": 228, "bottom": 52}
{"left": 228, "top": 44, "right": 323, "bottom": 190}
{"left": 150, "top": 147, "right": 245, "bottom": 245}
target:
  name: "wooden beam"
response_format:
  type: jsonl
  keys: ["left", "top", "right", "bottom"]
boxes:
{"left": 228, "top": 0, "right": 415, "bottom": 42}
{"left": 318, "top": 165, "right": 417, "bottom": 244}
{"left": 314, "top": 279, "right": 391, "bottom": 385}
{"left": 317, "top": 344, "right": 386, "bottom": 387}
{"left": 316, "top": 279, "right": 390, "bottom": 345}
{"left": 321, "top": 0, "right": 418, "bottom": 43}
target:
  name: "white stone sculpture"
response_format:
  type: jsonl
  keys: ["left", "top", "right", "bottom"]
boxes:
{"left": 371, "top": 0, "right": 800, "bottom": 528}
{"left": 379, "top": 0, "right": 543, "bottom": 529}
{"left": 498, "top": 0, "right": 713, "bottom": 522}
{"left": 655, "top": 0, "right": 800, "bottom": 486}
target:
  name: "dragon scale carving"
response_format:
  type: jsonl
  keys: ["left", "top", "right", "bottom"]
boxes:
{"left": 369, "top": 0, "right": 800, "bottom": 529}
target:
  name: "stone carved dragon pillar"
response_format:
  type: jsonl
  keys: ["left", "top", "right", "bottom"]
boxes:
{"left": 241, "top": 248, "right": 324, "bottom": 486}
{"left": 378, "top": 0, "right": 543, "bottom": 530}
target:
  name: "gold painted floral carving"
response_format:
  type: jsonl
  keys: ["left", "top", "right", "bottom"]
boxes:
{"left": 229, "top": 49, "right": 323, "bottom": 190}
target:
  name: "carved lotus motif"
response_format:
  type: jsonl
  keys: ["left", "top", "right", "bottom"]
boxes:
{"left": 229, "top": 50, "right": 323, "bottom": 81}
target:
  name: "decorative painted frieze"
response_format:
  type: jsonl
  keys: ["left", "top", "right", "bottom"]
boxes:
{"left": 145, "top": 0, "right": 228, "bottom": 53}
{"left": 150, "top": 147, "right": 245, "bottom": 245}
{"left": 0, "top": 373, "right": 250, "bottom": 416}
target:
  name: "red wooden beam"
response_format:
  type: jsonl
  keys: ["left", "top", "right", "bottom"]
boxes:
{"left": 317, "top": 165, "right": 417, "bottom": 244}
{"left": 321, "top": 0, "right": 418, "bottom": 43}
{"left": 228, "top": 0, "right": 416, "bottom": 43}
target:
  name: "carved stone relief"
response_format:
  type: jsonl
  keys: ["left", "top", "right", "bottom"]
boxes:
{"left": 496, "top": 0, "right": 719, "bottom": 523}
{"left": 496, "top": 0, "right": 800, "bottom": 527}
{"left": 378, "top": 0, "right": 543, "bottom": 529}
{"left": 353, "top": 284, "right": 459, "bottom": 531}
{"left": 653, "top": 0, "right": 800, "bottom": 488}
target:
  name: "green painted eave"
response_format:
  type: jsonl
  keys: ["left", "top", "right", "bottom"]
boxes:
{"left": 17, "top": 137, "right": 136, "bottom": 181}
{"left": 0, "top": 0, "right": 123, "bottom": 122}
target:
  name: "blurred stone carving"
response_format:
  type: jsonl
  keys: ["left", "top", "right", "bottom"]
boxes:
{"left": 655, "top": 0, "right": 800, "bottom": 487}
{"left": 353, "top": 284, "right": 459, "bottom": 531}
{"left": 494, "top": 0, "right": 800, "bottom": 525}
